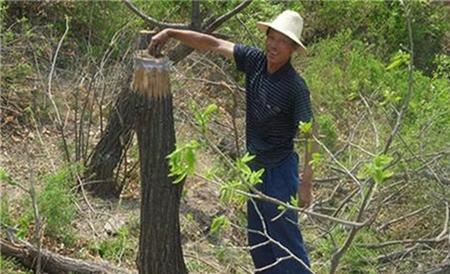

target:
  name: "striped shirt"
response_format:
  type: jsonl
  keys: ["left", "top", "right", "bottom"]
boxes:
{"left": 234, "top": 44, "right": 313, "bottom": 168}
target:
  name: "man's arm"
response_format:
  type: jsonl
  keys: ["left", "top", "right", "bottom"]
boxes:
{"left": 298, "top": 120, "right": 318, "bottom": 208}
{"left": 148, "top": 28, "right": 235, "bottom": 59}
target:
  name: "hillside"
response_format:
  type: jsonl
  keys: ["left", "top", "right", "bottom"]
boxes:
{"left": 1, "top": 1, "right": 450, "bottom": 274}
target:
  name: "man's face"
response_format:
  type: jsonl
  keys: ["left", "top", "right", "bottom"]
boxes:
{"left": 265, "top": 28, "right": 297, "bottom": 65}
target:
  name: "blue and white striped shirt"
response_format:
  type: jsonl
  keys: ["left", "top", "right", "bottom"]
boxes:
{"left": 234, "top": 44, "right": 313, "bottom": 167}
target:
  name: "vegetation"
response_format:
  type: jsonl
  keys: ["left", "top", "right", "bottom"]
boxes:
{"left": 1, "top": 1, "right": 449, "bottom": 273}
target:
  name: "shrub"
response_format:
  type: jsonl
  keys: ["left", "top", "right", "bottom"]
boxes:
{"left": 38, "top": 166, "right": 78, "bottom": 245}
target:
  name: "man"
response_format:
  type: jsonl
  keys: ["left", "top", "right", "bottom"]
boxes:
{"left": 149, "top": 10, "right": 314, "bottom": 274}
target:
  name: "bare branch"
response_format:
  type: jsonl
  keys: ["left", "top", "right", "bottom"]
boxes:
{"left": 245, "top": 188, "right": 366, "bottom": 228}
{"left": 359, "top": 237, "right": 447, "bottom": 249}
{"left": 382, "top": 0, "right": 415, "bottom": 154}
{"left": 377, "top": 205, "right": 431, "bottom": 231}
{"left": 358, "top": 92, "right": 379, "bottom": 149}
{"left": 203, "top": 0, "right": 253, "bottom": 33}
{"left": 122, "top": 0, "right": 189, "bottom": 30}
{"left": 236, "top": 13, "right": 259, "bottom": 46}
{"left": 313, "top": 135, "right": 362, "bottom": 187}
{"left": 437, "top": 202, "right": 449, "bottom": 240}
{"left": 48, "top": 15, "right": 71, "bottom": 163}
{"left": 377, "top": 243, "right": 422, "bottom": 263}
{"left": 168, "top": 1, "right": 252, "bottom": 63}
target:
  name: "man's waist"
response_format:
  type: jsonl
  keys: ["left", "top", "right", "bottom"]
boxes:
{"left": 248, "top": 148, "right": 295, "bottom": 169}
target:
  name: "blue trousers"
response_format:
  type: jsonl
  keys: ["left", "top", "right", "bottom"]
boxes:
{"left": 247, "top": 153, "right": 311, "bottom": 274}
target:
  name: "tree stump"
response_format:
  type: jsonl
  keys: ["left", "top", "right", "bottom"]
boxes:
{"left": 133, "top": 52, "right": 187, "bottom": 274}
{"left": 85, "top": 31, "right": 155, "bottom": 198}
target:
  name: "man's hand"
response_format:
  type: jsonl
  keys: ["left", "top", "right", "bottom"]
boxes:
{"left": 298, "top": 170, "right": 313, "bottom": 208}
{"left": 148, "top": 29, "right": 171, "bottom": 57}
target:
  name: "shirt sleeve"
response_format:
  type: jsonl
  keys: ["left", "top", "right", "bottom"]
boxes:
{"left": 233, "top": 44, "right": 261, "bottom": 73}
{"left": 293, "top": 80, "right": 313, "bottom": 125}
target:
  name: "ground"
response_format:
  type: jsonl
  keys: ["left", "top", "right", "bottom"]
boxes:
{"left": 0, "top": 117, "right": 252, "bottom": 273}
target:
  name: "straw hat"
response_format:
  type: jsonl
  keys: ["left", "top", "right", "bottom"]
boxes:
{"left": 257, "top": 10, "right": 306, "bottom": 51}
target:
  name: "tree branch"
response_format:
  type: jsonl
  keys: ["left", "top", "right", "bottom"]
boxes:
{"left": 168, "top": 1, "right": 252, "bottom": 63}
{"left": 122, "top": 0, "right": 189, "bottom": 29}
{"left": 203, "top": 0, "right": 253, "bottom": 33}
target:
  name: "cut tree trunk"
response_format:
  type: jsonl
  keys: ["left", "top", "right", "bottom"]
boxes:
{"left": 133, "top": 53, "right": 187, "bottom": 274}
{"left": 0, "top": 239, "right": 134, "bottom": 274}
{"left": 85, "top": 31, "right": 154, "bottom": 198}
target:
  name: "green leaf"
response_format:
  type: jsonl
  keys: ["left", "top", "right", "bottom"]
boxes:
{"left": 299, "top": 121, "right": 313, "bottom": 135}
{"left": 0, "top": 168, "right": 18, "bottom": 187}
{"left": 0, "top": 168, "right": 10, "bottom": 182}
{"left": 167, "top": 140, "right": 200, "bottom": 184}
{"left": 210, "top": 215, "right": 230, "bottom": 236}
{"left": 190, "top": 102, "right": 218, "bottom": 132}
{"left": 277, "top": 204, "right": 286, "bottom": 211}
{"left": 204, "top": 103, "right": 218, "bottom": 117}
{"left": 249, "top": 169, "right": 264, "bottom": 185}
{"left": 290, "top": 195, "right": 298, "bottom": 207}
{"left": 358, "top": 154, "right": 394, "bottom": 184}
{"left": 240, "top": 152, "right": 255, "bottom": 164}
{"left": 219, "top": 179, "right": 245, "bottom": 205}
{"left": 309, "top": 152, "right": 322, "bottom": 169}
{"left": 386, "top": 50, "right": 410, "bottom": 71}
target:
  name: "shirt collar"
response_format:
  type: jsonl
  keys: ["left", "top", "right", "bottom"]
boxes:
{"left": 264, "top": 57, "right": 293, "bottom": 80}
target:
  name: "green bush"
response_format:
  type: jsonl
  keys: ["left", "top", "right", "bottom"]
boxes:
{"left": 302, "top": 0, "right": 450, "bottom": 73}
{"left": 303, "top": 30, "right": 385, "bottom": 115}
{"left": 38, "top": 166, "right": 78, "bottom": 245}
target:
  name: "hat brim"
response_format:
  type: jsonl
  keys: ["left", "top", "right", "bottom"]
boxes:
{"left": 257, "top": 22, "right": 306, "bottom": 52}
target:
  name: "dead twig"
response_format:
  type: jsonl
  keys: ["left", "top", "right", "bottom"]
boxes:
{"left": 47, "top": 15, "right": 71, "bottom": 163}
{"left": 376, "top": 243, "right": 422, "bottom": 264}
{"left": 377, "top": 205, "right": 431, "bottom": 231}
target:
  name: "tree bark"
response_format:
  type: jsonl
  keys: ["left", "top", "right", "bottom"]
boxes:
{"left": 0, "top": 239, "right": 134, "bottom": 274}
{"left": 133, "top": 54, "right": 187, "bottom": 274}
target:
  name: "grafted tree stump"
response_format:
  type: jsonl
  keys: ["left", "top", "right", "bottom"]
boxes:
{"left": 85, "top": 31, "right": 154, "bottom": 198}
{"left": 133, "top": 53, "right": 187, "bottom": 274}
